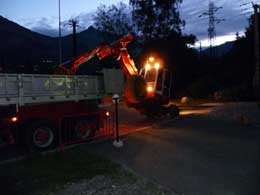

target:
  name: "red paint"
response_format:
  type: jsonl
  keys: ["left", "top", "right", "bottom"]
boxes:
{"left": 0, "top": 101, "right": 108, "bottom": 145}
{"left": 17, "top": 101, "right": 99, "bottom": 127}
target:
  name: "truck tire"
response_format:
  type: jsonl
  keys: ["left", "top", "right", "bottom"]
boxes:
{"left": 74, "top": 120, "right": 96, "bottom": 140}
{"left": 124, "top": 75, "right": 147, "bottom": 104}
{"left": 27, "top": 121, "right": 57, "bottom": 152}
{"left": 169, "top": 105, "right": 179, "bottom": 118}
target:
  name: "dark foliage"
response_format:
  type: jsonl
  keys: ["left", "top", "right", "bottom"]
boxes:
{"left": 90, "top": 1, "right": 199, "bottom": 98}
{"left": 93, "top": 2, "right": 132, "bottom": 37}
{"left": 218, "top": 14, "right": 256, "bottom": 100}
{"left": 131, "top": 32, "right": 199, "bottom": 97}
{"left": 186, "top": 14, "right": 258, "bottom": 100}
{"left": 130, "top": 0, "right": 184, "bottom": 40}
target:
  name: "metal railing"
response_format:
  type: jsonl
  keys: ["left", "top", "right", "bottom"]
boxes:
{"left": 58, "top": 111, "right": 114, "bottom": 149}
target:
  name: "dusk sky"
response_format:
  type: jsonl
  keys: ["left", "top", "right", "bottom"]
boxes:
{"left": 1, "top": 0, "right": 260, "bottom": 46}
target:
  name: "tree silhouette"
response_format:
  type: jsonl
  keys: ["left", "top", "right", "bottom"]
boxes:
{"left": 130, "top": 0, "right": 184, "bottom": 40}
{"left": 93, "top": 2, "right": 133, "bottom": 37}
{"left": 93, "top": 1, "right": 199, "bottom": 97}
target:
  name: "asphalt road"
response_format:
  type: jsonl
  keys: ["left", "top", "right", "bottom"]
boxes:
{"left": 85, "top": 109, "right": 260, "bottom": 195}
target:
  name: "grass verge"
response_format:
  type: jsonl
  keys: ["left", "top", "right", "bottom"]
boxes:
{"left": 0, "top": 146, "right": 135, "bottom": 195}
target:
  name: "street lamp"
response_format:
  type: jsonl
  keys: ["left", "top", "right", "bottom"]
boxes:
{"left": 58, "top": 0, "right": 62, "bottom": 64}
{"left": 112, "top": 94, "right": 123, "bottom": 148}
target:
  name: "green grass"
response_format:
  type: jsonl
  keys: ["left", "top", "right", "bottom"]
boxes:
{"left": 0, "top": 147, "right": 131, "bottom": 195}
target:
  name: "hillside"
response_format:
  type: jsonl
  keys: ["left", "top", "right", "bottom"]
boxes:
{"left": 0, "top": 16, "right": 57, "bottom": 72}
{"left": 0, "top": 16, "right": 106, "bottom": 73}
{"left": 202, "top": 41, "right": 235, "bottom": 57}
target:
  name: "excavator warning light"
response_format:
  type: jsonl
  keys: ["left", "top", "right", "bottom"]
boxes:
{"left": 149, "top": 57, "right": 154, "bottom": 62}
{"left": 154, "top": 63, "right": 160, "bottom": 69}
{"left": 147, "top": 86, "right": 154, "bottom": 92}
{"left": 145, "top": 63, "right": 151, "bottom": 70}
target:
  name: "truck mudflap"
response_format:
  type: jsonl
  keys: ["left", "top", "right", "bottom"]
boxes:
{"left": 0, "top": 125, "right": 15, "bottom": 146}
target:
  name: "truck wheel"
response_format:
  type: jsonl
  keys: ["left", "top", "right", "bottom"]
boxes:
{"left": 74, "top": 120, "right": 96, "bottom": 140}
{"left": 169, "top": 105, "right": 179, "bottom": 118}
{"left": 27, "top": 121, "right": 56, "bottom": 152}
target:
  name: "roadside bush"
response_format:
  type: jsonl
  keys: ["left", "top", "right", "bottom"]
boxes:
{"left": 215, "top": 82, "right": 254, "bottom": 101}
{"left": 184, "top": 76, "right": 219, "bottom": 98}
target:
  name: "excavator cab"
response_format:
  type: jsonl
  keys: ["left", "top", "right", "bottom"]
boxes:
{"left": 139, "top": 57, "right": 172, "bottom": 104}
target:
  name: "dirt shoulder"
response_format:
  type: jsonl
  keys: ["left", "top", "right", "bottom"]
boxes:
{"left": 0, "top": 146, "right": 176, "bottom": 195}
{"left": 50, "top": 174, "right": 176, "bottom": 195}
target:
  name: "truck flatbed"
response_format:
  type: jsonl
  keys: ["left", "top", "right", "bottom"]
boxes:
{"left": 0, "top": 69, "right": 124, "bottom": 106}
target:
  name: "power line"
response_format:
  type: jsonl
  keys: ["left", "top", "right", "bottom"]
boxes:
{"left": 243, "top": 11, "right": 254, "bottom": 15}
{"left": 239, "top": 1, "right": 253, "bottom": 18}
{"left": 241, "top": 7, "right": 253, "bottom": 11}
{"left": 240, "top": 2, "right": 252, "bottom": 7}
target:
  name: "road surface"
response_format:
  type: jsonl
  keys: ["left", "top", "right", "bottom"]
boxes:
{"left": 84, "top": 104, "right": 260, "bottom": 195}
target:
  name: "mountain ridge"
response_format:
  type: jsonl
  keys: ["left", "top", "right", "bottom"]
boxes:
{"left": 0, "top": 16, "right": 235, "bottom": 73}
{"left": 201, "top": 41, "right": 235, "bottom": 57}
{"left": 0, "top": 16, "right": 105, "bottom": 73}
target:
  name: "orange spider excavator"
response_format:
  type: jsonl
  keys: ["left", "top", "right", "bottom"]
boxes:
{"left": 57, "top": 34, "right": 179, "bottom": 118}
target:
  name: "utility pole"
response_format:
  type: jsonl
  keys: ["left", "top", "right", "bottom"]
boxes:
{"left": 199, "top": 0, "right": 224, "bottom": 57}
{"left": 58, "top": 0, "right": 62, "bottom": 64}
{"left": 253, "top": 3, "right": 260, "bottom": 99}
{"left": 68, "top": 19, "right": 80, "bottom": 59}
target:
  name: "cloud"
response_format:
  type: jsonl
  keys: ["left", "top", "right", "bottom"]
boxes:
{"left": 75, "top": 12, "right": 95, "bottom": 28}
{"left": 18, "top": 17, "right": 61, "bottom": 37}
{"left": 29, "top": 17, "right": 59, "bottom": 37}
{"left": 18, "top": 12, "right": 95, "bottom": 37}
{"left": 16, "top": 0, "right": 253, "bottom": 44}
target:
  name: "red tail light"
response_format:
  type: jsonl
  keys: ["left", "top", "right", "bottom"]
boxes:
{"left": 105, "top": 111, "right": 110, "bottom": 117}
{"left": 10, "top": 117, "right": 18, "bottom": 123}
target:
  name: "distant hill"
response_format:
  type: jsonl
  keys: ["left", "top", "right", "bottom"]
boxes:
{"left": 61, "top": 26, "right": 108, "bottom": 62}
{"left": 0, "top": 16, "right": 108, "bottom": 73}
{"left": 202, "top": 41, "right": 235, "bottom": 57}
{"left": 0, "top": 16, "right": 57, "bottom": 72}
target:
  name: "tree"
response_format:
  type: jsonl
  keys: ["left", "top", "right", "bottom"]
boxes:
{"left": 93, "top": 2, "right": 133, "bottom": 36}
{"left": 92, "top": 1, "right": 199, "bottom": 97}
{"left": 129, "top": 0, "right": 184, "bottom": 40}
{"left": 223, "top": 14, "right": 255, "bottom": 84}
{"left": 200, "top": 13, "right": 258, "bottom": 100}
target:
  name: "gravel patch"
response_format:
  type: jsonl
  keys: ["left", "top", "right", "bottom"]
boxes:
{"left": 39, "top": 175, "right": 176, "bottom": 195}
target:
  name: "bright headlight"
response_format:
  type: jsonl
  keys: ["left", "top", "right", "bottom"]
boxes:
{"left": 145, "top": 63, "right": 151, "bottom": 70}
{"left": 147, "top": 86, "right": 153, "bottom": 92}
{"left": 154, "top": 63, "right": 160, "bottom": 69}
{"left": 149, "top": 57, "right": 154, "bottom": 62}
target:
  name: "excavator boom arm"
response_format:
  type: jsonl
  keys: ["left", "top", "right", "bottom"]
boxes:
{"left": 57, "top": 34, "right": 138, "bottom": 76}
